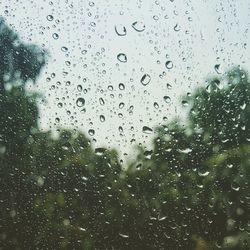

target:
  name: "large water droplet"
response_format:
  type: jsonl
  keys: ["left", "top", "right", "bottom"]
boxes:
{"left": 141, "top": 74, "right": 151, "bottom": 86}
{"left": 77, "top": 85, "right": 83, "bottom": 92}
{"left": 154, "top": 102, "right": 159, "bottom": 109}
{"left": 163, "top": 96, "right": 171, "bottom": 103}
{"left": 61, "top": 46, "right": 68, "bottom": 52}
{"left": 99, "top": 98, "right": 105, "bottom": 105}
{"left": 174, "top": 24, "right": 180, "bottom": 31}
{"left": 52, "top": 33, "right": 59, "bottom": 40}
{"left": 214, "top": 64, "right": 222, "bottom": 74}
{"left": 119, "top": 83, "right": 125, "bottom": 90}
{"left": 76, "top": 97, "right": 85, "bottom": 107}
{"left": 165, "top": 61, "right": 173, "bottom": 69}
{"left": 119, "top": 233, "right": 129, "bottom": 238}
{"left": 131, "top": 21, "right": 145, "bottom": 32}
{"left": 117, "top": 53, "right": 127, "bottom": 63}
{"left": 142, "top": 126, "right": 153, "bottom": 134}
{"left": 100, "top": 115, "right": 105, "bottom": 122}
{"left": 88, "top": 129, "right": 95, "bottom": 136}
{"left": 47, "top": 15, "right": 54, "bottom": 21}
{"left": 115, "top": 24, "right": 127, "bottom": 36}
{"left": 198, "top": 170, "right": 210, "bottom": 177}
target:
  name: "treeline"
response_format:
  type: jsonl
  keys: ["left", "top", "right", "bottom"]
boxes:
{"left": 0, "top": 20, "right": 250, "bottom": 250}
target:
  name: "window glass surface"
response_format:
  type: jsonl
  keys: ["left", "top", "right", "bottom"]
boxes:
{"left": 0, "top": 1, "right": 250, "bottom": 249}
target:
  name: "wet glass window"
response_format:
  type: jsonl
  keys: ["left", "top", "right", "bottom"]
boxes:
{"left": 0, "top": 1, "right": 250, "bottom": 249}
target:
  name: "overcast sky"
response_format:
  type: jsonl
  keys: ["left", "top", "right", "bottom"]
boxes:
{"left": 1, "top": 0, "right": 250, "bottom": 160}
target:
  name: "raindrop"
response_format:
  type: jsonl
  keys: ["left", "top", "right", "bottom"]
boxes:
{"left": 100, "top": 115, "right": 105, "bottom": 122}
{"left": 88, "top": 129, "right": 95, "bottom": 136}
{"left": 119, "top": 102, "right": 125, "bottom": 109}
{"left": 198, "top": 171, "right": 210, "bottom": 177}
{"left": 231, "top": 182, "right": 240, "bottom": 191}
{"left": 81, "top": 50, "right": 87, "bottom": 55}
{"left": 117, "top": 53, "right": 127, "bottom": 63}
{"left": 153, "top": 15, "right": 159, "bottom": 21}
{"left": 141, "top": 74, "right": 151, "bottom": 86}
{"left": 131, "top": 21, "right": 146, "bottom": 32}
{"left": 115, "top": 24, "right": 127, "bottom": 36}
{"left": 144, "top": 150, "right": 153, "bottom": 159}
{"left": 119, "top": 233, "right": 129, "bottom": 238}
{"left": 214, "top": 64, "right": 222, "bottom": 74}
{"left": 165, "top": 61, "right": 173, "bottom": 69}
{"left": 174, "top": 24, "right": 180, "bottom": 31}
{"left": 95, "top": 147, "right": 107, "bottom": 155}
{"left": 47, "top": 15, "right": 54, "bottom": 21}
{"left": 61, "top": 46, "right": 68, "bottom": 52}
{"left": 57, "top": 102, "right": 63, "bottom": 108}
{"left": 119, "top": 83, "right": 125, "bottom": 90}
{"left": 163, "top": 96, "right": 171, "bottom": 103}
{"left": 182, "top": 100, "right": 188, "bottom": 107}
{"left": 99, "top": 98, "right": 105, "bottom": 105}
{"left": 142, "top": 126, "right": 153, "bottom": 134}
{"left": 76, "top": 97, "right": 85, "bottom": 107}
{"left": 167, "top": 83, "right": 172, "bottom": 89}
{"left": 154, "top": 102, "right": 159, "bottom": 109}
{"left": 178, "top": 148, "right": 192, "bottom": 154}
{"left": 240, "top": 102, "right": 246, "bottom": 110}
{"left": 77, "top": 85, "right": 83, "bottom": 91}
{"left": 52, "top": 33, "right": 59, "bottom": 40}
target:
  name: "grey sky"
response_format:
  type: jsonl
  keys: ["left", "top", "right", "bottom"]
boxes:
{"left": 1, "top": 0, "right": 250, "bottom": 160}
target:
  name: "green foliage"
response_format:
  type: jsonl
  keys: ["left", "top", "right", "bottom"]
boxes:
{"left": 0, "top": 20, "right": 250, "bottom": 250}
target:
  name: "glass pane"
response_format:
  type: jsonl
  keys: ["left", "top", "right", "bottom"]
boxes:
{"left": 0, "top": 0, "right": 250, "bottom": 249}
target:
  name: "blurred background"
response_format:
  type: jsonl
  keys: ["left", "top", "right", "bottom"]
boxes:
{"left": 0, "top": 0, "right": 250, "bottom": 249}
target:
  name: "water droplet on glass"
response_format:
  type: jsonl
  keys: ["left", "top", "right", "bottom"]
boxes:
{"left": 52, "top": 33, "right": 59, "bottom": 40}
{"left": 174, "top": 24, "right": 180, "bottom": 31}
{"left": 214, "top": 64, "right": 222, "bottom": 74}
{"left": 198, "top": 170, "right": 210, "bottom": 177}
{"left": 115, "top": 25, "right": 127, "bottom": 36}
{"left": 100, "top": 115, "right": 105, "bottom": 122}
{"left": 167, "top": 83, "right": 172, "bottom": 89}
{"left": 154, "top": 102, "right": 159, "bottom": 109}
{"left": 240, "top": 102, "right": 246, "bottom": 110}
{"left": 142, "top": 126, "right": 153, "bottom": 134}
{"left": 117, "top": 53, "right": 127, "bottom": 63}
{"left": 131, "top": 21, "right": 145, "bottom": 32}
{"left": 95, "top": 147, "right": 107, "bottom": 155}
{"left": 119, "top": 83, "right": 125, "bottom": 90}
{"left": 88, "top": 129, "right": 95, "bottom": 136}
{"left": 76, "top": 97, "right": 85, "bottom": 107}
{"left": 153, "top": 15, "right": 159, "bottom": 21}
{"left": 61, "top": 46, "right": 68, "bottom": 52}
{"left": 163, "top": 96, "right": 171, "bottom": 103}
{"left": 119, "top": 233, "right": 129, "bottom": 238}
{"left": 144, "top": 150, "right": 153, "bottom": 159}
{"left": 182, "top": 100, "right": 188, "bottom": 107}
{"left": 81, "top": 50, "right": 87, "bottom": 55}
{"left": 165, "top": 61, "right": 173, "bottom": 69}
{"left": 47, "top": 15, "right": 54, "bottom": 21}
{"left": 231, "top": 182, "right": 240, "bottom": 191}
{"left": 77, "top": 85, "right": 83, "bottom": 92}
{"left": 119, "top": 102, "right": 125, "bottom": 109}
{"left": 141, "top": 74, "right": 151, "bottom": 86}
{"left": 99, "top": 98, "right": 105, "bottom": 105}
{"left": 57, "top": 102, "right": 63, "bottom": 108}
